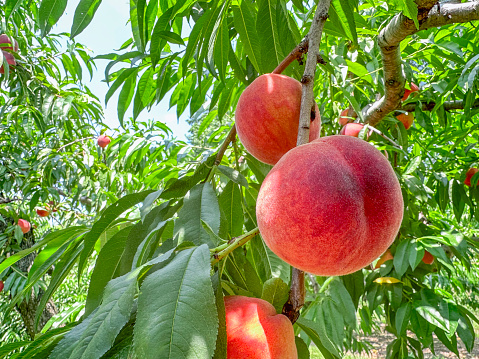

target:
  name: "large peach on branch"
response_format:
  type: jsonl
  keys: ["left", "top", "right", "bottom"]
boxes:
{"left": 235, "top": 73, "right": 321, "bottom": 165}
{"left": 256, "top": 135, "right": 404, "bottom": 276}
{"left": 224, "top": 295, "right": 297, "bottom": 359}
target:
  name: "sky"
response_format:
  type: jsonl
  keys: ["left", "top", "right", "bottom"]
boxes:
{"left": 55, "top": 0, "right": 190, "bottom": 141}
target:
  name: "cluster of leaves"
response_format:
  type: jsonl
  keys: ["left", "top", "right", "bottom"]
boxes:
{"left": 1, "top": 0, "right": 479, "bottom": 358}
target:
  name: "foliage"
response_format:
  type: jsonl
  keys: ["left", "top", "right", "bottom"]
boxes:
{"left": 1, "top": 0, "right": 479, "bottom": 358}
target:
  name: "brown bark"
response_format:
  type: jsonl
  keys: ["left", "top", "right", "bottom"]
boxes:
{"left": 365, "top": 1, "right": 479, "bottom": 126}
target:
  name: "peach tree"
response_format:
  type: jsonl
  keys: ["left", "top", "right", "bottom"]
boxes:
{"left": 2, "top": 0, "right": 479, "bottom": 358}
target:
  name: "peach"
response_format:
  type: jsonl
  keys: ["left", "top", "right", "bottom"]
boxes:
{"left": 36, "top": 208, "right": 50, "bottom": 217}
{"left": 0, "top": 51, "right": 16, "bottom": 74}
{"left": 396, "top": 112, "right": 414, "bottom": 130}
{"left": 402, "top": 83, "right": 419, "bottom": 101}
{"left": 97, "top": 134, "right": 111, "bottom": 148}
{"left": 375, "top": 249, "right": 394, "bottom": 269}
{"left": 18, "top": 219, "right": 31, "bottom": 234}
{"left": 338, "top": 108, "right": 357, "bottom": 126}
{"left": 464, "top": 168, "right": 479, "bottom": 187}
{"left": 422, "top": 250, "right": 434, "bottom": 265}
{"left": 256, "top": 135, "right": 403, "bottom": 276}
{"left": 0, "top": 34, "right": 19, "bottom": 52}
{"left": 340, "top": 123, "right": 365, "bottom": 137}
{"left": 224, "top": 296, "right": 297, "bottom": 359}
{"left": 0, "top": 280, "right": 3, "bottom": 293}
{"left": 235, "top": 73, "right": 321, "bottom": 165}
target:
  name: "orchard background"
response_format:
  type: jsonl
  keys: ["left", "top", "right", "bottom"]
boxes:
{"left": 1, "top": 0, "right": 479, "bottom": 358}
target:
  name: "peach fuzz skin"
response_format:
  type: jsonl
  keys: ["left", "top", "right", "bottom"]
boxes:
{"left": 235, "top": 73, "right": 320, "bottom": 165}
{"left": 256, "top": 136, "right": 404, "bottom": 276}
{"left": 224, "top": 296, "right": 297, "bottom": 359}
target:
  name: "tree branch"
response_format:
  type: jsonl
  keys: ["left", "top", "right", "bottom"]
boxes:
{"left": 282, "top": 0, "right": 331, "bottom": 325}
{"left": 401, "top": 98, "right": 479, "bottom": 112}
{"left": 365, "top": 1, "right": 479, "bottom": 126}
{"left": 272, "top": 37, "right": 309, "bottom": 75}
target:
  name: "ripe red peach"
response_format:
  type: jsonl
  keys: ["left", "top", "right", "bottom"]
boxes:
{"left": 464, "top": 168, "right": 479, "bottom": 187}
{"left": 0, "top": 34, "right": 19, "bottom": 52}
{"left": 402, "top": 83, "right": 419, "bottom": 101}
{"left": 36, "top": 208, "right": 50, "bottom": 217}
{"left": 422, "top": 250, "right": 434, "bottom": 265}
{"left": 0, "top": 280, "right": 3, "bottom": 293}
{"left": 256, "top": 135, "right": 404, "bottom": 276}
{"left": 235, "top": 73, "right": 321, "bottom": 165}
{"left": 18, "top": 219, "right": 31, "bottom": 234}
{"left": 396, "top": 112, "right": 414, "bottom": 130}
{"left": 224, "top": 295, "right": 297, "bottom": 359}
{"left": 97, "top": 134, "right": 111, "bottom": 148}
{"left": 340, "top": 123, "right": 365, "bottom": 137}
{"left": 0, "top": 51, "right": 16, "bottom": 74}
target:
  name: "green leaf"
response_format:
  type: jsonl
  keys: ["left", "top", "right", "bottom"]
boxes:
{"left": 395, "top": 302, "right": 411, "bottom": 336}
{"left": 398, "top": 0, "right": 419, "bottom": 29}
{"left": 212, "top": 273, "right": 227, "bottom": 359}
{"left": 161, "top": 155, "right": 216, "bottom": 200}
{"left": 84, "top": 226, "right": 133, "bottom": 316}
{"left": 296, "top": 317, "right": 340, "bottom": 359}
{"left": 133, "top": 245, "right": 218, "bottom": 359}
{"left": 331, "top": 0, "right": 358, "bottom": 44}
{"left": 70, "top": 0, "right": 103, "bottom": 38}
{"left": 5, "top": 0, "right": 25, "bottom": 19}
{"left": 155, "top": 31, "right": 184, "bottom": 45}
{"left": 214, "top": 16, "right": 229, "bottom": 83}
{"left": 217, "top": 166, "right": 249, "bottom": 188}
{"left": 261, "top": 277, "right": 289, "bottom": 314}
{"left": 117, "top": 73, "right": 137, "bottom": 126}
{"left": 173, "top": 183, "right": 221, "bottom": 247}
{"left": 133, "top": 68, "right": 154, "bottom": 119}
{"left": 50, "top": 270, "right": 138, "bottom": 359}
{"left": 105, "top": 67, "right": 139, "bottom": 104}
{"left": 38, "top": 0, "right": 68, "bottom": 36}
{"left": 149, "top": 8, "right": 174, "bottom": 66}
{"left": 256, "top": 0, "right": 282, "bottom": 73}
{"left": 393, "top": 240, "right": 410, "bottom": 277}
{"left": 130, "top": 0, "right": 145, "bottom": 52}
{"left": 295, "top": 336, "right": 310, "bottom": 359}
{"left": 232, "top": 2, "right": 262, "bottom": 73}
{"left": 219, "top": 181, "right": 244, "bottom": 238}
{"left": 78, "top": 190, "right": 154, "bottom": 279}
{"left": 35, "top": 241, "right": 84, "bottom": 331}
{"left": 0, "top": 226, "right": 86, "bottom": 274}
{"left": 329, "top": 279, "right": 357, "bottom": 329}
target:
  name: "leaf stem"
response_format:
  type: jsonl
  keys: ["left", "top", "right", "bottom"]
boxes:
{"left": 210, "top": 227, "right": 260, "bottom": 265}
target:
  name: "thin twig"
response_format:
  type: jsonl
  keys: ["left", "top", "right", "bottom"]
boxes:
{"left": 57, "top": 137, "right": 94, "bottom": 152}
{"left": 282, "top": 0, "right": 332, "bottom": 325}
{"left": 211, "top": 227, "right": 260, "bottom": 265}
{"left": 272, "top": 37, "right": 309, "bottom": 75}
